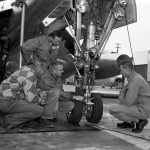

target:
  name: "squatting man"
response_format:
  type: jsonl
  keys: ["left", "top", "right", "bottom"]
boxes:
{"left": 109, "top": 59, "right": 150, "bottom": 133}
{"left": 0, "top": 58, "right": 46, "bottom": 130}
{"left": 38, "top": 60, "right": 84, "bottom": 127}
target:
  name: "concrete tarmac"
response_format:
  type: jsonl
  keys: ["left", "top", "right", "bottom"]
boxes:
{"left": 0, "top": 97, "right": 150, "bottom": 150}
{"left": 0, "top": 86, "right": 150, "bottom": 150}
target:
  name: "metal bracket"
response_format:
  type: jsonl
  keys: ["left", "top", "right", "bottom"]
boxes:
{"left": 11, "top": 0, "right": 27, "bottom": 8}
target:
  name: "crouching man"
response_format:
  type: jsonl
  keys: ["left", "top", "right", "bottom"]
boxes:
{"left": 109, "top": 59, "right": 150, "bottom": 133}
{"left": 0, "top": 58, "right": 47, "bottom": 130}
{"left": 38, "top": 60, "right": 84, "bottom": 127}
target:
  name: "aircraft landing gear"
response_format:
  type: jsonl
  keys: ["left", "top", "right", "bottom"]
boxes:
{"left": 86, "top": 93, "right": 103, "bottom": 123}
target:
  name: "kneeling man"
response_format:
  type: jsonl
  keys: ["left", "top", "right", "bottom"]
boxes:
{"left": 0, "top": 58, "right": 46, "bottom": 130}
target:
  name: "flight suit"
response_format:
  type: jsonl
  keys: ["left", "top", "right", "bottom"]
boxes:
{"left": 38, "top": 69, "right": 74, "bottom": 120}
{"left": 109, "top": 72, "right": 150, "bottom": 123}
{"left": 21, "top": 35, "right": 74, "bottom": 66}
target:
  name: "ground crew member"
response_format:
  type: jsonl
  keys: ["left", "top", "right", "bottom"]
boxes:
{"left": 0, "top": 58, "right": 46, "bottom": 130}
{"left": 38, "top": 61, "right": 84, "bottom": 127}
{"left": 109, "top": 59, "right": 150, "bottom": 133}
{"left": 21, "top": 30, "right": 75, "bottom": 68}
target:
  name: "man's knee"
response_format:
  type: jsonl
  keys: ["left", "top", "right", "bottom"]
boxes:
{"left": 108, "top": 104, "right": 120, "bottom": 114}
{"left": 67, "top": 101, "right": 74, "bottom": 111}
{"left": 33, "top": 105, "right": 44, "bottom": 117}
{"left": 108, "top": 105, "right": 113, "bottom": 114}
{"left": 59, "top": 101, "right": 74, "bottom": 112}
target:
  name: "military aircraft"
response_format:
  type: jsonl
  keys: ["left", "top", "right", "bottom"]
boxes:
{"left": 0, "top": 0, "right": 137, "bottom": 125}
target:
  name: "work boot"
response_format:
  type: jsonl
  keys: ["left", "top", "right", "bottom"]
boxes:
{"left": 40, "top": 119, "right": 54, "bottom": 128}
{"left": 0, "top": 113, "right": 13, "bottom": 130}
{"left": 132, "top": 119, "right": 148, "bottom": 133}
{"left": 117, "top": 121, "right": 134, "bottom": 128}
{"left": 15, "top": 120, "right": 41, "bottom": 129}
{"left": 0, "top": 115, "right": 7, "bottom": 129}
{"left": 52, "top": 118, "right": 57, "bottom": 123}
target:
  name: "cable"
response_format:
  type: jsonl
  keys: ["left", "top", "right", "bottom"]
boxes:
{"left": 124, "top": 7, "right": 136, "bottom": 67}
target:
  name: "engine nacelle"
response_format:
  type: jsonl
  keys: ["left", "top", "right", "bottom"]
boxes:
{"left": 95, "top": 53, "right": 130, "bottom": 79}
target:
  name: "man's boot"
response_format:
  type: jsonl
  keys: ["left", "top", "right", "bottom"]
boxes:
{"left": 117, "top": 121, "right": 134, "bottom": 128}
{"left": 132, "top": 119, "right": 148, "bottom": 133}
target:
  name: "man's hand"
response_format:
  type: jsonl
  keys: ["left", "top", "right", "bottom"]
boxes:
{"left": 39, "top": 99, "right": 46, "bottom": 105}
{"left": 73, "top": 60, "right": 83, "bottom": 68}
{"left": 40, "top": 91, "right": 47, "bottom": 98}
{"left": 73, "top": 95, "right": 84, "bottom": 101}
{"left": 0, "top": 36, "right": 9, "bottom": 41}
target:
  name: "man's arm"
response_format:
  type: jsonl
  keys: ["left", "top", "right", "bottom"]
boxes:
{"left": 123, "top": 78, "right": 140, "bottom": 106}
{"left": 59, "top": 90, "right": 84, "bottom": 101}
{"left": 118, "top": 86, "right": 128, "bottom": 104}
{"left": 21, "top": 38, "right": 39, "bottom": 65}
{"left": 38, "top": 71, "right": 56, "bottom": 91}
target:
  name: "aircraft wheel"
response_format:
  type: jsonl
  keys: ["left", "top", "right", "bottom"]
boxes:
{"left": 86, "top": 93, "right": 103, "bottom": 123}
{"left": 66, "top": 100, "right": 83, "bottom": 124}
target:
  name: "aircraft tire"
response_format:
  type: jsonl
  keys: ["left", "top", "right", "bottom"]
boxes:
{"left": 66, "top": 100, "right": 83, "bottom": 125}
{"left": 86, "top": 93, "right": 103, "bottom": 123}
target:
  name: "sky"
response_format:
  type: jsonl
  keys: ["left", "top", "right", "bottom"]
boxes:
{"left": 105, "top": 0, "right": 150, "bottom": 56}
